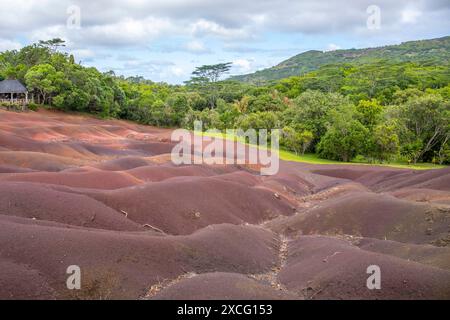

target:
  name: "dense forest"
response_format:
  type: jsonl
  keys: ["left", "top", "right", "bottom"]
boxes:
{"left": 0, "top": 38, "right": 449, "bottom": 165}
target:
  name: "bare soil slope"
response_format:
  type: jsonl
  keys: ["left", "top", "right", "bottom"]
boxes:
{"left": 0, "top": 109, "right": 449, "bottom": 299}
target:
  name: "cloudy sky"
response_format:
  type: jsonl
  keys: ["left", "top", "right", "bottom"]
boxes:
{"left": 0, "top": 0, "right": 449, "bottom": 83}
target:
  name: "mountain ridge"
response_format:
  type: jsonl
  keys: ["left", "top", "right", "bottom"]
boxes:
{"left": 230, "top": 36, "right": 450, "bottom": 83}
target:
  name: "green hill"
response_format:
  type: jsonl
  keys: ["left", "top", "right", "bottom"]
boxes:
{"left": 230, "top": 36, "right": 450, "bottom": 83}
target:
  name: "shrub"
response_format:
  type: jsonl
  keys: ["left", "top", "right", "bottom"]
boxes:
{"left": 27, "top": 102, "right": 39, "bottom": 111}
{"left": 317, "top": 110, "right": 369, "bottom": 162}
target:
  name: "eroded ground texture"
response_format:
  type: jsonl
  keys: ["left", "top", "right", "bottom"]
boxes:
{"left": 0, "top": 109, "right": 449, "bottom": 300}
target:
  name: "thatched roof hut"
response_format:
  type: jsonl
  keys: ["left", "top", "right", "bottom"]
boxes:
{"left": 0, "top": 79, "right": 28, "bottom": 94}
{"left": 0, "top": 80, "right": 29, "bottom": 105}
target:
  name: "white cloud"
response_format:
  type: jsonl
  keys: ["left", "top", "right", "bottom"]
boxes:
{"left": 325, "top": 43, "right": 341, "bottom": 51}
{"left": 1, "top": 0, "right": 448, "bottom": 50}
{"left": 185, "top": 40, "right": 211, "bottom": 53}
{"left": 0, "top": 39, "right": 22, "bottom": 51}
{"left": 190, "top": 19, "right": 250, "bottom": 40}
{"left": 81, "top": 17, "right": 175, "bottom": 47}
{"left": 233, "top": 59, "right": 251, "bottom": 71}
{"left": 169, "top": 66, "right": 186, "bottom": 77}
{"left": 232, "top": 58, "right": 256, "bottom": 73}
{"left": 29, "top": 25, "right": 70, "bottom": 46}
{"left": 401, "top": 8, "right": 422, "bottom": 24}
{"left": 69, "top": 48, "right": 95, "bottom": 59}
{"left": 26, "top": 16, "right": 175, "bottom": 49}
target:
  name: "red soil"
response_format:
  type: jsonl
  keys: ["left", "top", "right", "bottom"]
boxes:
{"left": 278, "top": 236, "right": 450, "bottom": 299}
{"left": 0, "top": 109, "right": 449, "bottom": 300}
{"left": 149, "top": 272, "right": 300, "bottom": 300}
{"left": 267, "top": 191, "right": 450, "bottom": 245}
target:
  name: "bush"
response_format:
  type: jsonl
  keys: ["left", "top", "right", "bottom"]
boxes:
{"left": 27, "top": 102, "right": 39, "bottom": 111}
{"left": 317, "top": 108, "right": 369, "bottom": 162}
{"left": 0, "top": 102, "right": 25, "bottom": 111}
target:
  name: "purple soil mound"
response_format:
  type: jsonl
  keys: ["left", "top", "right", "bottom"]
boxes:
{"left": 313, "top": 167, "right": 450, "bottom": 192}
{"left": 126, "top": 164, "right": 215, "bottom": 182}
{"left": 278, "top": 236, "right": 450, "bottom": 299}
{"left": 93, "top": 157, "right": 151, "bottom": 171}
{"left": 0, "top": 221, "right": 277, "bottom": 299}
{"left": 0, "top": 151, "right": 84, "bottom": 171}
{"left": 267, "top": 191, "right": 450, "bottom": 244}
{"left": 84, "top": 177, "right": 295, "bottom": 235}
{"left": 0, "top": 260, "right": 56, "bottom": 300}
{"left": 390, "top": 188, "right": 450, "bottom": 204}
{"left": 150, "top": 272, "right": 300, "bottom": 300}
{"left": 1, "top": 110, "right": 449, "bottom": 300}
{"left": 0, "top": 170, "right": 142, "bottom": 189}
{"left": 0, "top": 182, "right": 142, "bottom": 231}
{"left": 356, "top": 237, "right": 450, "bottom": 270}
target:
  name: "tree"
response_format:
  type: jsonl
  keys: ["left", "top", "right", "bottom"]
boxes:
{"left": 434, "top": 116, "right": 450, "bottom": 164}
{"left": 400, "top": 140, "right": 423, "bottom": 164}
{"left": 436, "top": 134, "right": 450, "bottom": 165}
{"left": 236, "top": 112, "right": 280, "bottom": 132}
{"left": 25, "top": 64, "right": 60, "bottom": 104}
{"left": 356, "top": 98, "right": 383, "bottom": 128}
{"left": 392, "top": 88, "right": 424, "bottom": 105}
{"left": 150, "top": 99, "right": 168, "bottom": 126}
{"left": 248, "top": 92, "right": 286, "bottom": 113}
{"left": 282, "top": 90, "right": 351, "bottom": 149}
{"left": 183, "top": 108, "right": 221, "bottom": 130}
{"left": 216, "top": 99, "right": 240, "bottom": 129}
{"left": 185, "top": 63, "right": 233, "bottom": 108}
{"left": 191, "top": 62, "right": 232, "bottom": 83}
{"left": 368, "top": 124, "right": 399, "bottom": 162}
{"left": 38, "top": 38, "right": 66, "bottom": 52}
{"left": 282, "top": 126, "right": 314, "bottom": 155}
{"left": 400, "top": 94, "right": 449, "bottom": 163}
{"left": 165, "top": 93, "right": 191, "bottom": 126}
{"left": 317, "top": 109, "right": 369, "bottom": 162}
{"left": 233, "top": 95, "right": 250, "bottom": 113}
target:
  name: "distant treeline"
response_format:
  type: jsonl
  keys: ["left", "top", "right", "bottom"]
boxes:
{"left": 0, "top": 39, "right": 449, "bottom": 164}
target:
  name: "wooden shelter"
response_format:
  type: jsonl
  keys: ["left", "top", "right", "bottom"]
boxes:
{"left": 0, "top": 79, "right": 29, "bottom": 105}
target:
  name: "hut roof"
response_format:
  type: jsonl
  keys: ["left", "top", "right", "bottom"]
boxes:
{"left": 0, "top": 80, "right": 28, "bottom": 94}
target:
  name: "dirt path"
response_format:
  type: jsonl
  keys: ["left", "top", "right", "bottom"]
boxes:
{"left": 141, "top": 232, "right": 298, "bottom": 299}
{"left": 142, "top": 272, "right": 198, "bottom": 299}
{"left": 249, "top": 234, "right": 290, "bottom": 292}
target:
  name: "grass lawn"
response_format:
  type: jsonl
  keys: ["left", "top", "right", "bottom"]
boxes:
{"left": 196, "top": 131, "right": 446, "bottom": 171}
{"left": 278, "top": 150, "right": 445, "bottom": 170}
